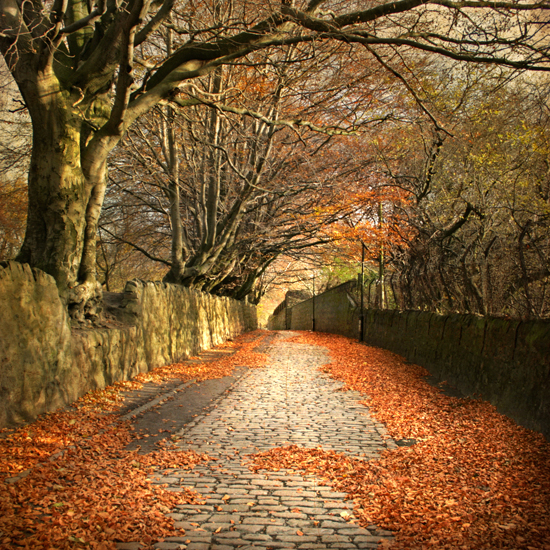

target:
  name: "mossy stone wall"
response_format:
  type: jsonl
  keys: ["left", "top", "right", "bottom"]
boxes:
{"left": 0, "top": 262, "right": 257, "bottom": 428}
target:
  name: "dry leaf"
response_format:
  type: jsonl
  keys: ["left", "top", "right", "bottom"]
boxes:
{"left": 0, "top": 331, "right": 270, "bottom": 550}
{"left": 248, "top": 331, "right": 550, "bottom": 550}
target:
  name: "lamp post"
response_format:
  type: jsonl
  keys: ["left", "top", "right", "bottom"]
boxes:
{"left": 312, "top": 273, "right": 316, "bottom": 332}
{"left": 359, "top": 242, "right": 365, "bottom": 342}
{"left": 378, "top": 201, "right": 385, "bottom": 309}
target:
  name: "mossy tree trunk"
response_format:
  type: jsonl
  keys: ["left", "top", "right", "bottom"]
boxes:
{"left": 13, "top": 64, "right": 113, "bottom": 319}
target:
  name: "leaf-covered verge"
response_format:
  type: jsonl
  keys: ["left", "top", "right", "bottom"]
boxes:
{"left": 0, "top": 330, "right": 269, "bottom": 550}
{"left": 249, "top": 331, "right": 550, "bottom": 550}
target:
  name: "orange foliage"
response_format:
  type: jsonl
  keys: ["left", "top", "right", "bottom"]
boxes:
{"left": 1, "top": 423, "right": 207, "bottom": 550}
{"left": 250, "top": 331, "right": 550, "bottom": 550}
{"left": 0, "top": 331, "right": 269, "bottom": 549}
{"left": 318, "top": 181, "right": 414, "bottom": 263}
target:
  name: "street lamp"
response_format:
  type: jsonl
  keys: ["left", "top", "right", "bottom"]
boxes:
{"left": 359, "top": 241, "right": 367, "bottom": 342}
{"left": 312, "top": 273, "right": 316, "bottom": 332}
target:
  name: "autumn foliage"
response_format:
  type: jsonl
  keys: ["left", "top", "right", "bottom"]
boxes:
{"left": 250, "top": 332, "right": 550, "bottom": 550}
{"left": 317, "top": 179, "right": 413, "bottom": 264}
{"left": 3, "top": 328, "right": 549, "bottom": 549}
{"left": 0, "top": 331, "right": 268, "bottom": 549}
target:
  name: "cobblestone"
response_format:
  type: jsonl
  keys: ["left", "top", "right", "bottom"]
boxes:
{"left": 116, "top": 332, "right": 394, "bottom": 550}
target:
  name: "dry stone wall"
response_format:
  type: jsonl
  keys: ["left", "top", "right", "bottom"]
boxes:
{"left": 269, "top": 309, "right": 286, "bottom": 330}
{"left": 0, "top": 262, "right": 257, "bottom": 429}
{"left": 288, "top": 281, "right": 358, "bottom": 336}
{"left": 0, "top": 262, "right": 76, "bottom": 427}
{"left": 268, "top": 290, "right": 312, "bottom": 330}
{"left": 269, "top": 281, "right": 550, "bottom": 439}
{"left": 361, "top": 309, "right": 550, "bottom": 439}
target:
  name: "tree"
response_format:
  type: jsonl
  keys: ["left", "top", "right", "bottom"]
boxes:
{"left": 1, "top": 0, "right": 550, "bottom": 319}
{"left": 0, "top": 59, "right": 30, "bottom": 261}
{"left": 103, "top": 81, "right": 343, "bottom": 302}
{"left": 102, "top": 35, "right": 404, "bottom": 302}
{"left": 371, "top": 64, "right": 550, "bottom": 318}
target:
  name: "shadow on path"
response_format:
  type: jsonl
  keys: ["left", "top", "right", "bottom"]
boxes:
{"left": 121, "top": 331, "right": 276, "bottom": 454}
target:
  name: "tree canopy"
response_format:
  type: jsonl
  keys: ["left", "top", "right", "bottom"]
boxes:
{"left": 1, "top": 0, "right": 550, "bottom": 318}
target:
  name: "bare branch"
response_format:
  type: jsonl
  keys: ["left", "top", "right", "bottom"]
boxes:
{"left": 171, "top": 93, "right": 391, "bottom": 136}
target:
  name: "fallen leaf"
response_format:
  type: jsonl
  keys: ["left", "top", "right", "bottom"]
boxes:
{"left": 248, "top": 331, "right": 550, "bottom": 550}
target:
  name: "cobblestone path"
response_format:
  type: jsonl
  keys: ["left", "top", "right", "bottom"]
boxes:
{"left": 136, "top": 333, "right": 395, "bottom": 550}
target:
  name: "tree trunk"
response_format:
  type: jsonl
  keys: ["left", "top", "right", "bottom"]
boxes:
{"left": 14, "top": 71, "right": 109, "bottom": 320}
{"left": 17, "top": 99, "right": 86, "bottom": 290}
{"left": 377, "top": 202, "right": 385, "bottom": 309}
{"left": 163, "top": 107, "right": 186, "bottom": 284}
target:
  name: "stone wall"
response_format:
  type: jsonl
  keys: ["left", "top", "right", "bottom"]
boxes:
{"left": 0, "top": 262, "right": 76, "bottom": 428}
{"left": 269, "top": 280, "right": 550, "bottom": 439}
{"left": 361, "top": 309, "right": 550, "bottom": 439}
{"left": 268, "top": 309, "right": 286, "bottom": 330}
{"left": 288, "top": 281, "right": 359, "bottom": 336}
{"left": 0, "top": 262, "right": 257, "bottom": 428}
{"left": 267, "top": 290, "right": 313, "bottom": 330}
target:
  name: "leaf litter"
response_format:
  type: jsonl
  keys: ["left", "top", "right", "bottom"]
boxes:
{"left": 0, "top": 330, "right": 269, "bottom": 549}
{"left": 249, "top": 331, "right": 550, "bottom": 550}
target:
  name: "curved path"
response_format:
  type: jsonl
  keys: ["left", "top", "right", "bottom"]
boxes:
{"left": 145, "top": 332, "right": 395, "bottom": 550}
